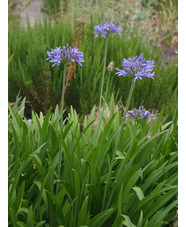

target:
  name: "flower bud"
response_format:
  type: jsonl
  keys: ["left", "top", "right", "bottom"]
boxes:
{"left": 107, "top": 61, "right": 114, "bottom": 72}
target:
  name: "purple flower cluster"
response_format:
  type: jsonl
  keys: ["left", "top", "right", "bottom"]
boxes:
{"left": 94, "top": 22, "right": 121, "bottom": 38}
{"left": 47, "top": 43, "right": 84, "bottom": 67}
{"left": 124, "top": 106, "right": 155, "bottom": 121}
{"left": 116, "top": 54, "right": 155, "bottom": 82}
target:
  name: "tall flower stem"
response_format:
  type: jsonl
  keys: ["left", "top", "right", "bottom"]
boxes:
{"left": 60, "top": 63, "right": 67, "bottom": 134}
{"left": 99, "top": 37, "right": 108, "bottom": 107}
{"left": 124, "top": 79, "right": 135, "bottom": 116}
{"left": 105, "top": 72, "right": 111, "bottom": 100}
{"left": 101, "top": 79, "right": 135, "bottom": 211}
{"left": 94, "top": 71, "right": 109, "bottom": 145}
{"left": 94, "top": 69, "right": 112, "bottom": 145}
{"left": 56, "top": 64, "right": 67, "bottom": 194}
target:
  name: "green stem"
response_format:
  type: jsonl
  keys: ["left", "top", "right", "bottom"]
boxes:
{"left": 56, "top": 64, "right": 67, "bottom": 194}
{"left": 60, "top": 63, "right": 67, "bottom": 134}
{"left": 94, "top": 71, "right": 109, "bottom": 145}
{"left": 105, "top": 72, "right": 111, "bottom": 99}
{"left": 99, "top": 37, "right": 108, "bottom": 107}
{"left": 124, "top": 79, "right": 135, "bottom": 116}
{"left": 101, "top": 79, "right": 135, "bottom": 211}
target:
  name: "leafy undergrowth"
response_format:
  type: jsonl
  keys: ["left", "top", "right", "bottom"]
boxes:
{"left": 8, "top": 96, "right": 178, "bottom": 226}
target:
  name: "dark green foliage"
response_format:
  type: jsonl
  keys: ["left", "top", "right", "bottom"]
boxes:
{"left": 8, "top": 99, "right": 178, "bottom": 226}
{"left": 8, "top": 15, "right": 177, "bottom": 118}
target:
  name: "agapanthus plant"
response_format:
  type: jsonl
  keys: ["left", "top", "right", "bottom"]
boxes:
{"left": 116, "top": 54, "right": 155, "bottom": 82}
{"left": 103, "top": 54, "right": 155, "bottom": 211}
{"left": 124, "top": 106, "right": 155, "bottom": 121}
{"left": 94, "top": 22, "right": 121, "bottom": 38}
{"left": 47, "top": 43, "right": 84, "bottom": 134}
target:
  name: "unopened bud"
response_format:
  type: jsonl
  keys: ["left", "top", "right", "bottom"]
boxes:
{"left": 107, "top": 61, "right": 114, "bottom": 72}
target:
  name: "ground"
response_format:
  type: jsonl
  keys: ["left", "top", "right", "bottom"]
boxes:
{"left": 14, "top": 0, "right": 46, "bottom": 26}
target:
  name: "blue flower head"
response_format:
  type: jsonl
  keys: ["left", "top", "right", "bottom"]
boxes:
{"left": 94, "top": 22, "right": 121, "bottom": 38}
{"left": 47, "top": 43, "right": 84, "bottom": 67}
{"left": 116, "top": 54, "right": 155, "bottom": 82}
{"left": 124, "top": 106, "right": 155, "bottom": 121}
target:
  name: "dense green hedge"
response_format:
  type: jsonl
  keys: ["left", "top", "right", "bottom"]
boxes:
{"left": 8, "top": 15, "right": 177, "bottom": 118}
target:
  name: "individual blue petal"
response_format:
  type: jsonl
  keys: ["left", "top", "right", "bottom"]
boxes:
{"left": 115, "top": 68, "right": 128, "bottom": 77}
{"left": 123, "top": 115, "right": 132, "bottom": 119}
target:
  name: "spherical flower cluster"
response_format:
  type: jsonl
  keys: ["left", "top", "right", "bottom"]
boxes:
{"left": 47, "top": 43, "right": 84, "bottom": 67}
{"left": 116, "top": 54, "right": 155, "bottom": 82}
{"left": 124, "top": 106, "right": 155, "bottom": 121}
{"left": 94, "top": 22, "right": 121, "bottom": 38}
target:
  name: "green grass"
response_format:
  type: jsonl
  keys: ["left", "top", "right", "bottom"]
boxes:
{"left": 8, "top": 97, "right": 177, "bottom": 226}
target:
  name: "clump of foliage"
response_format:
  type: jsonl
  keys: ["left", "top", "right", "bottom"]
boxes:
{"left": 8, "top": 96, "right": 177, "bottom": 226}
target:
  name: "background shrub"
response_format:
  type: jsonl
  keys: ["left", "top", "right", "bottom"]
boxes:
{"left": 8, "top": 13, "right": 177, "bottom": 119}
